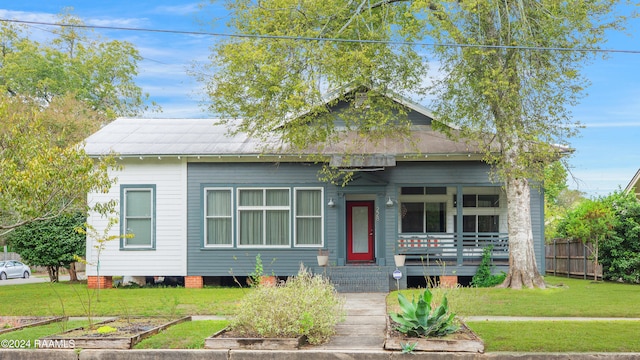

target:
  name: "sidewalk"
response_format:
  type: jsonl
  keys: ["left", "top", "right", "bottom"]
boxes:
{"left": 315, "top": 292, "right": 387, "bottom": 350}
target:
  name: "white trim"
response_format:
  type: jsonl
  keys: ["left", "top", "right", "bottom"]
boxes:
{"left": 203, "top": 187, "right": 234, "bottom": 248}
{"left": 294, "top": 187, "right": 325, "bottom": 248}
{"left": 236, "top": 187, "right": 292, "bottom": 247}
{"left": 122, "top": 187, "right": 154, "bottom": 249}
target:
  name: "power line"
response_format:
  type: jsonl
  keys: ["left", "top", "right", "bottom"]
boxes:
{"left": 2, "top": 18, "right": 640, "bottom": 55}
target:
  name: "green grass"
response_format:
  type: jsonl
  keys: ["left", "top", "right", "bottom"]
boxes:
{"left": 0, "top": 320, "right": 88, "bottom": 348}
{"left": 3, "top": 275, "right": 640, "bottom": 351}
{"left": 467, "top": 321, "right": 640, "bottom": 352}
{"left": 386, "top": 276, "right": 640, "bottom": 352}
{"left": 134, "top": 320, "right": 228, "bottom": 349}
{"left": 0, "top": 281, "right": 246, "bottom": 317}
{"left": 389, "top": 276, "right": 640, "bottom": 317}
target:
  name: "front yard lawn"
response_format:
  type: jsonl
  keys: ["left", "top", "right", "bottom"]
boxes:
{"left": 0, "top": 282, "right": 246, "bottom": 317}
{"left": 3, "top": 276, "right": 640, "bottom": 351}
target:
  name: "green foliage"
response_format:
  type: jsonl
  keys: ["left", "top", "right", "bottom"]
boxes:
{"left": 389, "top": 288, "right": 459, "bottom": 338}
{"left": 400, "top": 341, "right": 418, "bottom": 354}
{"left": 7, "top": 212, "right": 86, "bottom": 281}
{"left": 598, "top": 191, "right": 640, "bottom": 283}
{"left": 230, "top": 266, "right": 345, "bottom": 345}
{"left": 557, "top": 195, "right": 616, "bottom": 280}
{"left": 470, "top": 246, "right": 506, "bottom": 288}
{"left": 557, "top": 199, "right": 615, "bottom": 244}
{"left": 197, "top": 0, "right": 427, "bottom": 160}
{"left": 543, "top": 162, "right": 585, "bottom": 240}
{"left": 0, "top": 93, "right": 118, "bottom": 233}
{"left": 0, "top": 11, "right": 154, "bottom": 119}
{"left": 248, "top": 254, "right": 264, "bottom": 287}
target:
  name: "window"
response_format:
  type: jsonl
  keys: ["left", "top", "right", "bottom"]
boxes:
{"left": 401, "top": 186, "right": 447, "bottom": 195}
{"left": 453, "top": 194, "right": 499, "bottom": 208}
{"left": 295, "top": 189, "right": 323, "bottom": 246}
{"left": 205, "top": 188, "right": 233, "bottom": 246}
{"left": 454, "top": 215, "right": 499, "bottom": 233}
{"left": 401, "top": 202, "right": 446, "bottom": 233}
{"left": 121, "top": 186, "right": 155, "bottom": 249}
{"left": 238, "top": 188, "right": 290, "bottom": 247}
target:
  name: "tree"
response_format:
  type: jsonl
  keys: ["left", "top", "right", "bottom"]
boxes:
{"left": 195, "top": 0, "right": 427, "bottom": 159}
{"left": 0, "top": 94, "right": 116, "bottom": 234}
{"left": 7, "top": 212, "right": 86, "bottom": 282}
{"left": 0, "top": 9, "right": 155, "bottom": 120}
{"left": 544, "top": 161, "right": 585, "bottom": 241}
{"left": 200, "top": 0, "right": 630, "bottom": 288}
{"left": 1, "top": 9, "right": 149, "bottom": 233}
{"left": 557, "top": 198, "right": 615, "bottom": 281}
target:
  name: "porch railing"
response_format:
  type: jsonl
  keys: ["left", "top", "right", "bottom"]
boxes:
{"left": 397, "top": 232, "right": 509, "bottom": 265}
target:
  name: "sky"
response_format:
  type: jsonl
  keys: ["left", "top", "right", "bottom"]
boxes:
{"left": 0, "top": 1, "right": 638, "bottom": 198}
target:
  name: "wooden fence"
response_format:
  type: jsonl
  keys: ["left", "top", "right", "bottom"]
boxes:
{"left": 545, "top": 239, "right": 602, "bottom": 280}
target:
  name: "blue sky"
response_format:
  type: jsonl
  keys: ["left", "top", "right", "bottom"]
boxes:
{"left": 1, "top": 1, "right": 638, "bottom": 198}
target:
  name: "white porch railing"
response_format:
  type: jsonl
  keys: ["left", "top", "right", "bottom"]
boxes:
{"left": 397, "top": 232, "right": 509, "bottom": 265}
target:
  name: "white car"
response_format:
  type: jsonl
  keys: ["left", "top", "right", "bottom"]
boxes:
{"left": 0, "top": 260, "right": 31, "bottom": 280}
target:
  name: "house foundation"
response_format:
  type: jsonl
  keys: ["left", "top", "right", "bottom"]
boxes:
{"left": 185, "top": 276, "right": 204, "bottom": 288}
{"left": 439, "top": 275, "right": 458, "bottom": 288}
{"left": 87, "top": 276, "right": 112, "bottom": 289}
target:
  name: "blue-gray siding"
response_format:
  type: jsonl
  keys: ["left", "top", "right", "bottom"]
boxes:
{"left": 186, "top": 161, "right": 545, "bottom": 277}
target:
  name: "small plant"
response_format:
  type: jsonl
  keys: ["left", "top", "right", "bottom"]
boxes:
{"left": 401, "top": 341, "right": 418, "bottom": 354}
{"left": 230, "top": 264, "right": 344, "bottom": 345}
{"left": 390, "top": 288, "right": 459, "bottom": 338}
{"left": 248, "top": 254, "right": 264, "bottom": 287}
{"left": 470, "top": 246, "right": 507, "bottom": 287}
{"left": 96, "top": 325, "right": 117, "bottom": 334}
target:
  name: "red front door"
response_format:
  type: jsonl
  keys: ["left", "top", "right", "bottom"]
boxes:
{"left": 346, "top": 201, "right": 375, "bottom": 262}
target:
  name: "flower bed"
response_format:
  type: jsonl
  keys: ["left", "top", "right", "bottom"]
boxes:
{"left": 39, "top": 316, "right": 191, "bottom": 349}
{"left": 0, "top": 316, "right": 66, "bottom": 335}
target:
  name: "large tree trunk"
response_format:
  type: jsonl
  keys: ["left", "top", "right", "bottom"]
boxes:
{"left": 68, "top": 262, "right": 78, "bottom": 282}
{"left": 499, "top": 176, "right": 546, "bottom": 289}
{"left": 47, "top": 265, "right": 59, "bottom": 283}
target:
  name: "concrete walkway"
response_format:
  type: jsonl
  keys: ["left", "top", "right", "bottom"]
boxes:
{"left": 316, "top": 292, "right": 387, "bottom": 350}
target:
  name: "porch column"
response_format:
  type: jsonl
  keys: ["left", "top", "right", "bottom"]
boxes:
{"left": 185, "top": 276, "right": 203, "bottom": 288}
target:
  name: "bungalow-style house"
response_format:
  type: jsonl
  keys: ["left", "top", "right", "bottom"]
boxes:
{"left": 83, "top": 92, "right": 546, "bottom": 292}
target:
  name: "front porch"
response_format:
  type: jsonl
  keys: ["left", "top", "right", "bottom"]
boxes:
{"left": 395, "top": 232, "right": 509, "bottom": 279}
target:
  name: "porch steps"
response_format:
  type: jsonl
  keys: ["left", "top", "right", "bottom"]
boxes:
{"left": 326, "top": 266, "right": 390, "bottom": 293}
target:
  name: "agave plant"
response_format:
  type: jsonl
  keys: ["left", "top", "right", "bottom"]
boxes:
{"left": 389, "top": 288, "right": 459, "bottom": 337}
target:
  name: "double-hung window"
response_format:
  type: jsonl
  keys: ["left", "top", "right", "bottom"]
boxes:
{"left": 205, "top": 187, "right": 323, "bottom": 247}
{"left": 204, "top": 188, "right": 233, "bottom": 246}
{"left": 121, "top": 185, "right": 155, "bottom": 249}
{"left": 295, "top": 189, "right": 323, "bottom": 246}
{"left": 238, "top": 188, "right": 290, "bottom": 247}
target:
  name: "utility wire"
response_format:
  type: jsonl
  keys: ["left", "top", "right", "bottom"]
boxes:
{"left": 2, "top": 18, "right": 640, "bottom": 55}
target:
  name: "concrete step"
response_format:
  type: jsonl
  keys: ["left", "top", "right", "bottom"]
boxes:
{"left": 328, "top": 266, "right": 391, "bottom": 292}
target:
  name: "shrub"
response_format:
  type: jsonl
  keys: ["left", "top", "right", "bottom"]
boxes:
{"left": 599, "top": 191, "right": 640, "bottom": 283}
{"left": 7, "top": 211, "right": 86, "bottom": 282}
{"left": 470, "top": 246, "right": 506, "bottom": 287}
{"left": 390, "top": 287, "right": 459, "bottom": 337}
{"left": 230, "top": 265, "right": 345, "bottom": 345}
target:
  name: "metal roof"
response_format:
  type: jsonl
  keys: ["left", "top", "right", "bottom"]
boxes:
{"left": 83, "top": 118, "right": 483, "bottom": 159}
{"left": 83, "top": 118, "right": 279, "bottom": 157}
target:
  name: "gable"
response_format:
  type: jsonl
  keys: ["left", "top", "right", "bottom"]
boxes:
{"left": 325, "top": 93, "right": 434, "bottom": 128}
